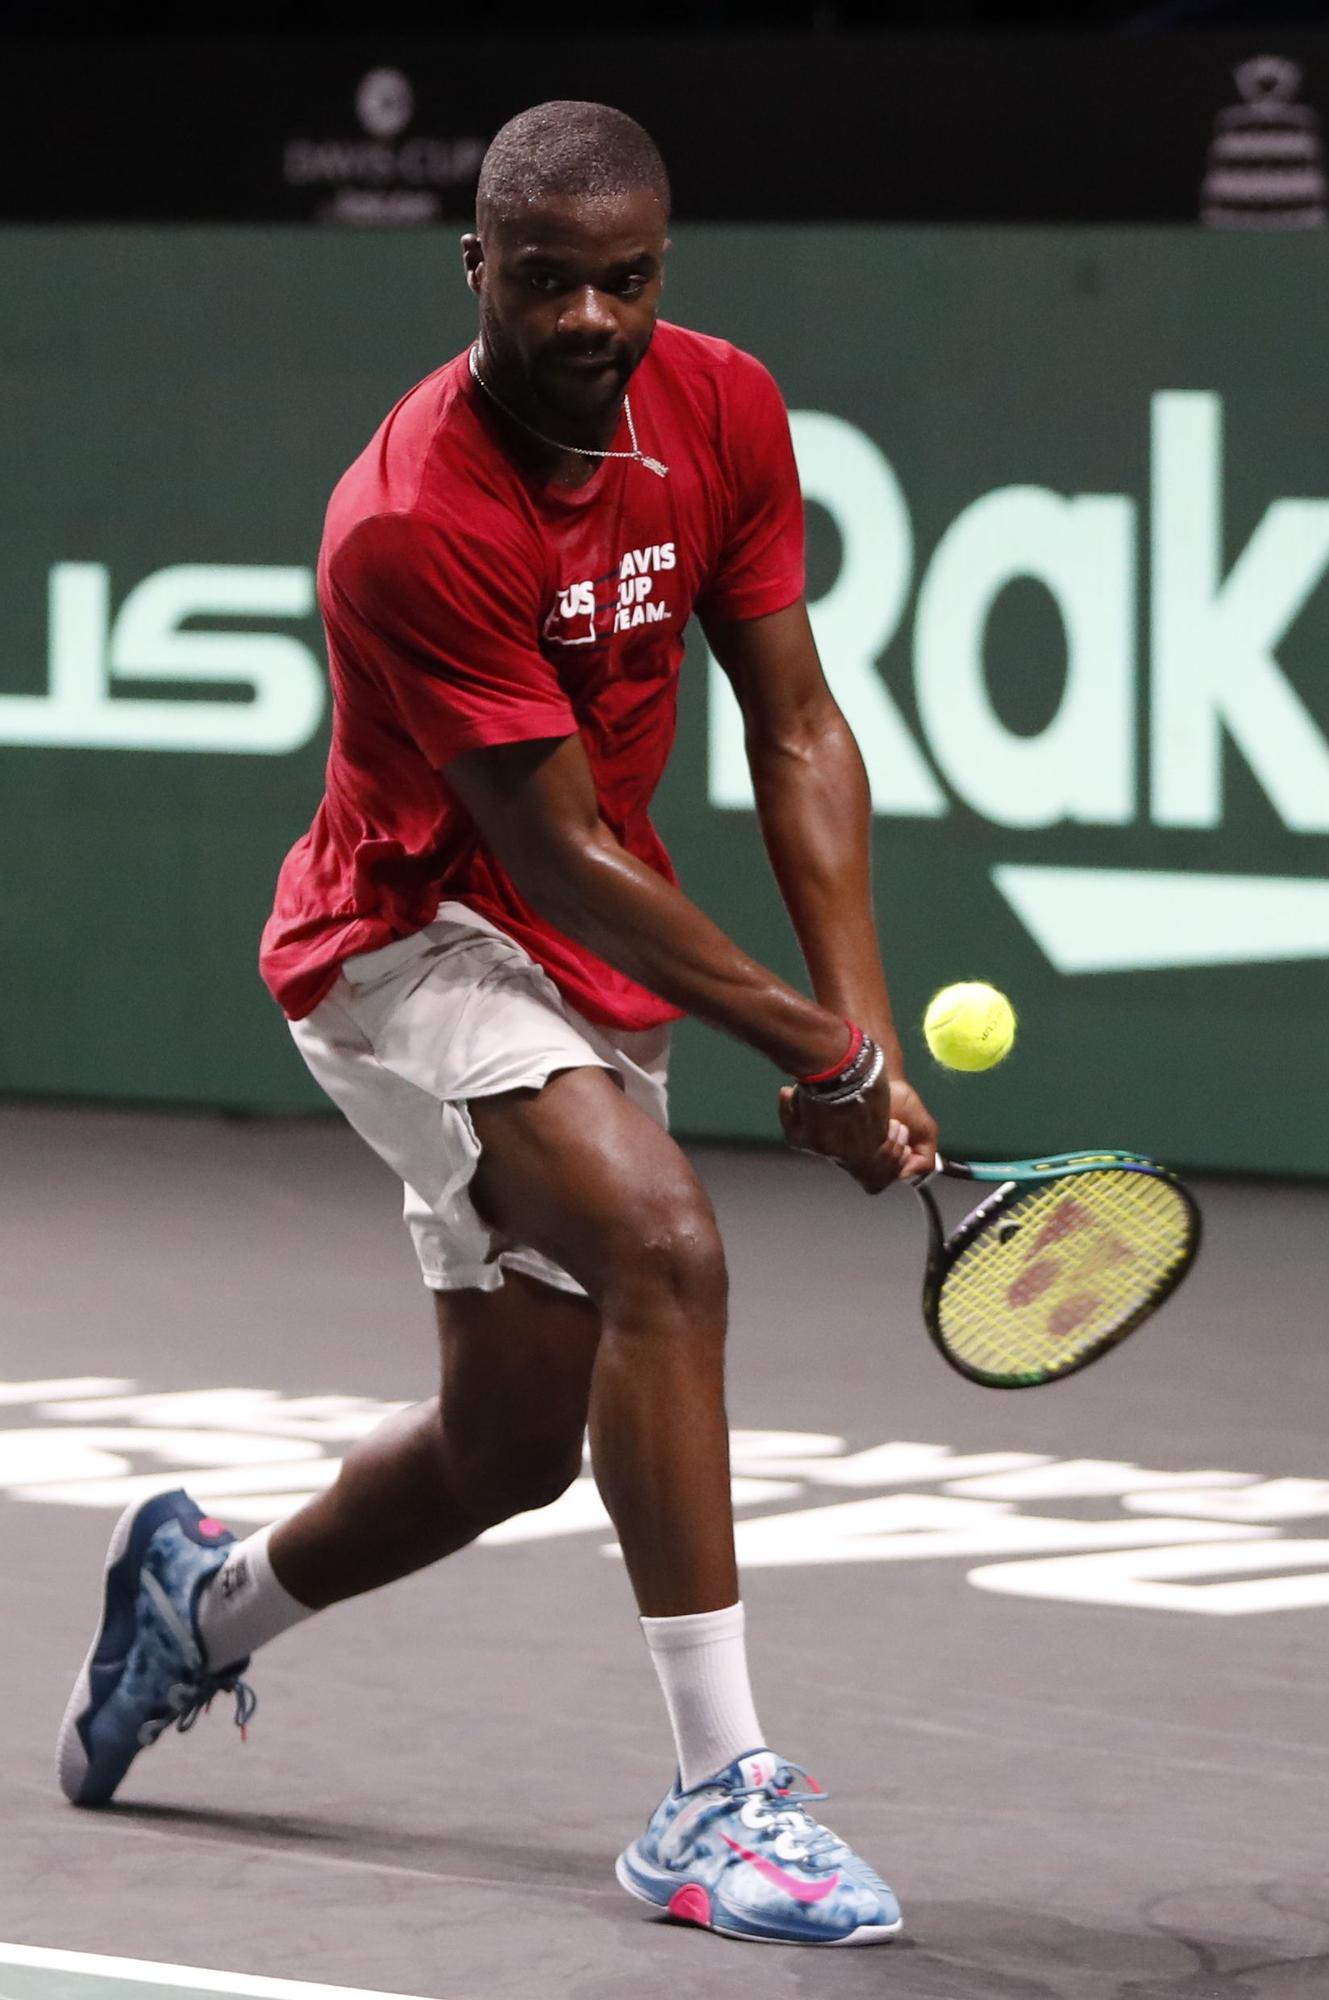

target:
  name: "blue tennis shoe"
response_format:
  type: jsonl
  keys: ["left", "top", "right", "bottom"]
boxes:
{"left": 616, "top": 1750, "right": 902, "bottom": 1945}
{"left": 57, "top": 1488, "right": 256, "bottom": 1805}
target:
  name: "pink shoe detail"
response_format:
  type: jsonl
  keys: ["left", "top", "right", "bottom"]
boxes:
{"left": 721, "top": 1835, "right": 840, "bottom": 1905}
{"left": 198, "top": 1518, "right": 227, "bottom": 1537}
{"left": 668, "top": 1884, "right": 713, "bottom": 1927}
{"left": 740, "top": 1753, "right": 780, "bottom": 1789}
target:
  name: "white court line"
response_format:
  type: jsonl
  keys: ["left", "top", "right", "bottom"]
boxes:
{"left": 0, "top": 1946, "right": 431, "bottom": 2000}
{"left": 0, "top": 1381, "right": 134, "bottom": 1407}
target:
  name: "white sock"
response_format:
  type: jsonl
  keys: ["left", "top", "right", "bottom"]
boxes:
{"left": 640, "top": 1600, "right": 766, "bottom": 1791}
{"left": 194, "top": 1523, "right": 313, "bottom": 1672}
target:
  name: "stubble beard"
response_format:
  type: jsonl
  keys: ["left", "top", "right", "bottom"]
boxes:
{"left": 477, "top": 305, "right": 641, "bottom": 447}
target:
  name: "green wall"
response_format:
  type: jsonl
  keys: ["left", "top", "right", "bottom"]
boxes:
{"left": 1, "top": 228, "right": 1326, "bottom": 1173}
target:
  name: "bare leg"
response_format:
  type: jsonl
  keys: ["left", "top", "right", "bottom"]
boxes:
{"left": 269, "top": 1063, "right": 736, "bottom": 1623}
{"left": 469, "top": 1066, "right": 738, "bottom": 1618}
{"left": 270, "top": 1271, "right": 600, "bottom": 1610}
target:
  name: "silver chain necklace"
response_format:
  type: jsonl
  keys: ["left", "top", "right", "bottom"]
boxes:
{"left": 468, "top": 345, "right": 669, "bottom": 479}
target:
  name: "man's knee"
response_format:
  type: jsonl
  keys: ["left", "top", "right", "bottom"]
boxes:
{"left": 599, "top": 1179, "right": 728, "bottom": 1327}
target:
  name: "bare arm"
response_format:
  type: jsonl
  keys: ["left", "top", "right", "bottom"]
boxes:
{"left": 444, "top": 728, "right": 915, "bottom": 1191}
{"left": 705, "top": 598, "right": 937, "bottom": 1173}
{"left": 443, "top": 731, "right": 851, "bottom": 1080}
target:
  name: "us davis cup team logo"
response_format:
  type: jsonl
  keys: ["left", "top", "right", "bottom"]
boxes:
{"left": 544, "top": 544, "right": 678, "bottom": 646}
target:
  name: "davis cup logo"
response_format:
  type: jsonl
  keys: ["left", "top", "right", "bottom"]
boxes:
{"left": 281, "top": 68, "right": 485, "bottom": 224}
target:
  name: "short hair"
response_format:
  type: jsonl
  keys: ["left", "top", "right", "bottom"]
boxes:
{"left": 477, "top": 102, "right": 671, "bottom": 229}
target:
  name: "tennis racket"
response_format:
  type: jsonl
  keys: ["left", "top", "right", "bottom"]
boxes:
{"left": 912, "top": 1150, "right": 1201, "bottom": 1390}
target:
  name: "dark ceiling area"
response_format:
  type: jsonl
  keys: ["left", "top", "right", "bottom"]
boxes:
{"left": 5, "top": 0, "right": 1329, "bottom": 35}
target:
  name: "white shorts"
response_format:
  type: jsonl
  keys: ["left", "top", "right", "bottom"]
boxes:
{"left": 289, "top": 901, "right": 670, "bottom": 1297}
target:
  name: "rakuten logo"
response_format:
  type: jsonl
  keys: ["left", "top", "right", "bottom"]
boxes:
{"left": 0, "top": 564, "right": 323, "bottom": 755}
{"left": 710, "top": 393, "right": 1329, "bottom": 836}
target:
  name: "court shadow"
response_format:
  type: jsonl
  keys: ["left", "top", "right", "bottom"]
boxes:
{"left": 889, "top": 1893, "right": 1329, "bottom": 2000}
{"left": 101, "top": 1798, "right": 616, "bottom": 1894}
{"left": 86, "top": 1828, "right": 1329, "bottom": 1995}
{"left": 573, "top": 1901, "right": 1270, "bottom": 1997}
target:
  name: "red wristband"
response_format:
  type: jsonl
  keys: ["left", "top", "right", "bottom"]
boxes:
{"left": 797, "top": 1020, "right": 864, "bottom": 1087}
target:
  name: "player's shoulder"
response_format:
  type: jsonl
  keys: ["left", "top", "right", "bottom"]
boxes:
{"left": 332, "top": 350, "right": 523, "bottom": 510}
{"left": 327, "top": 497, "right": 532, "bottom": 618}
{"left": 325, "top": 358, "right": 531, "bottom": 581}
{"left": 649, "top": 320, "right": 785, "bottom": 406}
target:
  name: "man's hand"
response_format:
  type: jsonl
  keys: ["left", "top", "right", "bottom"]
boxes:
{"left": 777, "top": 1071, "right": 939, "bottom": 1194}
{"left": 886, "top": 1078, "right": 939, "bottom": 1181}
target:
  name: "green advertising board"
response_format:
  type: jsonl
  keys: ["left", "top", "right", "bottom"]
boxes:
{"left": 1, "top": 228, "right": 1326, "bottom": 1174}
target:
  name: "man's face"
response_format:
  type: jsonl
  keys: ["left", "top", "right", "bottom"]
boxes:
{"left": 462, "top": 188, "right": 668, "bottom": 426}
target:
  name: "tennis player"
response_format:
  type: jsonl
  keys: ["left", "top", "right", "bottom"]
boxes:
{"left": 57, "top": 100, "right": 937, "bottom": 1948}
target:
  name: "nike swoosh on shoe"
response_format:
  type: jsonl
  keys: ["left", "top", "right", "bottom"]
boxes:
{"left": 721, "top": 1834, "right": 840, "bottom": 1904}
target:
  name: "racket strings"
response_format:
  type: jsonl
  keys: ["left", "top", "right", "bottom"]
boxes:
{"left": 938, "top": 1172, "right": 1194, "bottom": 1381}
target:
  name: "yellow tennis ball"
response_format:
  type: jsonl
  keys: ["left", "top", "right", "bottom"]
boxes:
{"left": 923, "top": 981, "right": 1016, "bottom": 1072}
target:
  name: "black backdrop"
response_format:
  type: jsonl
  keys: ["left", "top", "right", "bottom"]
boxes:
{"left": 4, "top": 31, "right": 1328, "bottom": 223}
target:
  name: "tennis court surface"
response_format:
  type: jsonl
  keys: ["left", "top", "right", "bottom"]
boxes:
{"left": 5, "top": 1103, "right": 1328, "bottom": 2000}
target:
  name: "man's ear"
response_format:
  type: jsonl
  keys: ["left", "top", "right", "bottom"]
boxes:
{"left": 460, "top": 232, "right": 484, "bottom": 296}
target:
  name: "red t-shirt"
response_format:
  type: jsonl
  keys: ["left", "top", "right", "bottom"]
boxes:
{"left": 259, "top": 320, "right": 805, "bottom": 1027}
